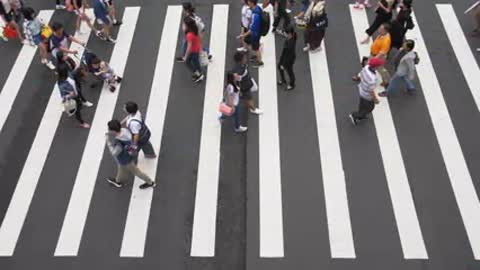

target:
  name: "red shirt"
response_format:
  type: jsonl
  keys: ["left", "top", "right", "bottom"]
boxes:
{"left": 186, "top": 32, "right": 201, "bottom": 53}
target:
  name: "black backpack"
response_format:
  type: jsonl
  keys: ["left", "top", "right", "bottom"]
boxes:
{"left": 260, "top": 10, "right": 270, "bottom": 36}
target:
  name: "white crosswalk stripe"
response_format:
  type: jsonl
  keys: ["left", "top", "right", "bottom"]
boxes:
{"left": 0, "top": 3, "right": 478, "bottom": 263}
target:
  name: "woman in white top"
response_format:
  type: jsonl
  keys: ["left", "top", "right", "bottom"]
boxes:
{"left": 237, "top": 0, "right": 252, "bottom": 52}
{"left": 220, "top": 72, "right": 247, "bottom": 133}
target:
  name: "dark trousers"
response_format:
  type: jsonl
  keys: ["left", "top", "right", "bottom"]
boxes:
{"left": 55, "top": 0, "right": 64, "bottom": 4}
{"left": 304, "top": 28, "right": 325, "bottom": 50}
{"left": 352, "top": 96, "right": 375, "bottom": 120}
{"left": 220, "top": 105, "right": 240, "bottom": 130}
{"left": 73, "top": 96, "right": 85, "bottom": 124}
{"left": 278, "top": 62, "right": 295, "bottom": 86}
{"left": 186, "top": 52, "right": 201, "bottom": 74}
{"left": 365, "top": 14, "right": 392, "bottom": 36}
{"left": 273, "top": 6, "right": 290, "bottom": 30}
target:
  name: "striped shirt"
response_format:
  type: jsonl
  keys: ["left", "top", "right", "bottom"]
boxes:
{"left": 358, "top": 65, "right": 377, "bottom": 101}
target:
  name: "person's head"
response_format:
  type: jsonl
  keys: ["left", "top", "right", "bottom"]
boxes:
{"left": 182, "top": 2, "right": 195, "bottom": 15}
{"left": 55, "top": 51, "right": 69, "bottom": 63}
{"left": 403, "top": 39, "right": 415, "bottom": 51}
{"left": 124, "top": 101, "right": 139, "bottom": 115}
{"left": 242, "top": 0, "right": 248, "bottom": 5}
{"left": 378, "top": 23, "right": 391, "bottom": 35}
{"left": 108, "top": 119, "right": 122, "bottom": 133}
{"left": 367, "top": 57, "right": 385, "bottom": 71}
{"left": 285, "top": 25, "right": 296, "bottom": 40}
{"left": 91, "top": 56, "right": 101, "bottom": 68}
{"left": 51, "top": 22, "right": 64, "bottom": 37}
{"left": 57, "top": 64, "right": 69, "bottom": 82}
{"left": 22, "top": 7, "right": 36, "bottom": 21}
{"left": 247, "top": 0, "right": 257, "bottom": 9}
{"left": 234, "top": 51, "right": 247, "bottom": 64}
{"left": 183, "top": 17, "right": 198, "bottom": 35}
{"left": 402, "top": 0, "right": 412, "bottom": 9}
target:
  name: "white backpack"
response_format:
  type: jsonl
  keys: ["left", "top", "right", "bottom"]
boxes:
{"left": 192, "top": 14, "right": 205, "bottom": 32}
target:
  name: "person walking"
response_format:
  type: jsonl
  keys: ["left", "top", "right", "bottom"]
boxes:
{"left": 72, "top": 0, "right": 101, "bottom": 36}
{"left": 181, "top": 17, "right": 205, "bottom": 83}
{"left": 105, "top": 120, "right": 156, "bottom": 189}
{"left": 237, "top": 0, "right": 252, "bottom": 52}
{"left": 277, "top": 25, "right": 296, "bottom": 90}
{"left": 121, "top": 101, "right": 156, "bottom": 159}
{"left": 389, "top": 0, "right": 413, "bottom": 50}
{"left": 93, "top": 0, "right": 115, "bottom": 42}
{"left": 0, "top": 0, "right": 26, "bottom": 43}
{"left": 303, "top": 0, "right": 327, "bottom": 52}
{"left": 272, "top": 0, "right": 291, "bottom": 35}
{"left": 219, "top": 72, "right": 248, "bottom": 133}
{"left": 237, "top": 0, "right": 264, "bottom": 68}
{"left": 232, "top": 51, "right": 263, "bottom": 114}
{"left": 57, "top": 64, "right": 91, "bottom": 128}
{"left": 49, "top": 22, "right": 86, "bottom": 59}
{"left": 360, "top": 0, "right": 394, "bottom": 44}
{"left": 349, "top": 58, "right": 384, "bottom": 125}
{"left": 22, "top": 7, "right": 56, "bottom": 69}
{"left": 378, "top": 39, "right": 417, "bottom": 96}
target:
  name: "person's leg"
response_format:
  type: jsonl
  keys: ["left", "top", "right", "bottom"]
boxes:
{"left": 115, "top": 164, "right": 130, "bottom": 184}
{"left": 191, "top": 53, "right": 201, "bottom": 74}
{"left": 273, "top": 11, "right": 281, "bottom": 30}
{"left": 278, "top": 63, "right": 287, "bottom": 83}
{"left": 233, "top": 105, "right": 240, "bottom": 130}
{"left": 126, "top": 162, "right": 154, "bottom": 184}
{"left": 140, "top": 140, "right": 156, "bottom": 157}
{"left": 474, "top": 6, "right": 480, "bottom": 32}
{"left": 352, "top": 97, "right": 373, "bottom": 120}
{"left": 378, "top": 66, "right": 391, "bottom": 85}
{"left": 280, "top": 7, "right": 290, "bottom": 30}
{"left": 286, "top": 63, "right": 295, "bottom": 87}
{"left": 402, "top": 76, "right": 416, "bottom": 92}
{"left": 382, "top": 73, "right": 401, "bottom": 95}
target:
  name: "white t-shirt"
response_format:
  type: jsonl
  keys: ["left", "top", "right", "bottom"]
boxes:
{"left": 358, "top": 65, "right": 377, "bottom": 101}
{"left": 226, "top": 84, "right": 240, "bottom": 106}
{"left": 125, "top": 111, "right": 143, "bottom": 135}
{"left": 241, "top": 5, "right": 252, "bottom": 29}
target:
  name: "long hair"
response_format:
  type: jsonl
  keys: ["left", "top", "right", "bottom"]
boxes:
{"left": 226, "top": 72, "right": 239, "bottom": 93}
{"left": 183, "top": 17, "right": 198, "bottom": 35}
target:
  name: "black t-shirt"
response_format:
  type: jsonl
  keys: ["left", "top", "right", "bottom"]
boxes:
{"left": 233, "top": 63, "right": 253, "bottom": 92}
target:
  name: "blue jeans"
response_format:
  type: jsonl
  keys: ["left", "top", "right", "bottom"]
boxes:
{"left": 186, "top": 52, "right": 201, "bottom": 73}
{"left": 220, "top": 105, "right": 240, "bottom": 130}
{"left": 386, "top": 74, "right": 415, "bottom": 94}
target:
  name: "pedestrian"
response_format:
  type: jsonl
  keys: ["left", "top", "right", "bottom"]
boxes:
{"left": 120, "top": 101, "right": 157, "bottom": 159}
{"left": 219, "top": 72, "right": 248, "bottom": 133}
{"left": 237, "top": 0, "right": 264, "bottom": 68}
{"left": 237, "top": 0, "right": 252, "bottom": 52}
{"left": 353, "top": 23, "right": 391, "bottom": 86}
{"left": 360, "top": 0, "right": 394, "bottom": 44}
{"left": 57, "top": 64, "right": 91, "bottom": 128}
{"left": 87, "top": 54, "right": 123, "bottom": 92}
{"left": 181, "top": 17, "right": 205, "bottom": 83}
{"left": 105, "top": 120, "right": 156, "bottom": 189}
{"left": 105, "top": 0, "right": 122, "bottom": 26}
{"left": 176, "top": 2, "right": 211, "bottom": 61}
{"left": 277, "top": 25, "right": 296, "bottom": 90}
{"left": 272, "top": 0, "right": 291, "bottom": 35}
{"left": 302, "top": 0, "right": 327, "bottom": 52}
{"left": 22, "top": 7, "right": 56, "bottom": 70}
{"left": 232, "top": 51, "right": 263, "bottom": 114}
{"left": 49, "top": 21, "right": 86, "bottom": 59}
{"left": 0, "top": 0, "right": 26, "bottom": 43}
{"left": 72, "top": 0, "right": 101, "bottom": 36}
{"left": 379, "top": 39, "right": 417, "bottom": 97}
{"left": 349, "top": 58, "right": 384, "bottom": 125}
{"left": 389, "top": 0, "right": 413, "bottom": 50}
{"left": 93, "top": 0, "right": 115, "bottom": 42}
{"left": 466, "top": 1, "right": 480, "bottom": 36}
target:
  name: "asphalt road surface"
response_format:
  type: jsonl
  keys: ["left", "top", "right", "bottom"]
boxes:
{"left": 0, "top": 0, "right": 479, "bottom": 270}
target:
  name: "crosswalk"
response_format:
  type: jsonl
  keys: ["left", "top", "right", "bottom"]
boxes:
{"left": 0, "top": 2, "right": 479, "bottom": 264}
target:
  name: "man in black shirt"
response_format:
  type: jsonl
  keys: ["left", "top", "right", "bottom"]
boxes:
{"left": 272, "top": 0, "right": 291, "bottom": 35}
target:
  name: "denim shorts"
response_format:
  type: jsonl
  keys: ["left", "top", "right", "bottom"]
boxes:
{"left": 32, "top": 34, "right": 43, "bottom": 45}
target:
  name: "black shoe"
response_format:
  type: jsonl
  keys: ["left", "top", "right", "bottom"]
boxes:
{"left": 175, "top": 56, "right": 185, "bottom": 62}
{"left": 272, "top": 27, "right": 277, "bottom": 33}
{"left": 109, "top": 85, "right": 116, "bottom": 92}
{"left": 349, "top": 114, "right": 357, "bottom": 126}
{"left": 194, "top": 74, "right": 205, "bottom": 83}
{"left": 252, "top": 61, "right": 264, "bottom": 68}
{"left": 113, "top": 20, "right": 123, "bottom": 26}
{"left": 115, "top": 76, "right": 123, "bottom": 83}
{"left": 139, "top": 182, "right": 156, "bottom": 189}
{"left": 106, "top": 177, "right": 123, "bottom": 188}
{"left": 208, "top": 54, "right": 213, "bottom": 60}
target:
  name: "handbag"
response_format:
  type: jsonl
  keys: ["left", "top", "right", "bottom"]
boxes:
{"left": 219, "top": 102, "right": 233, "bottom": 116}
{"left": 199, "top": 50, "right": 209, "bottom": 67}
{"left": 41, "top": 24, "right": 53, "bottom": 40}
{"left": 3, "top": 25, "right": 17, "bottom": 39}
{"left": 63, "top": 98, "right": 77, "bottom": 116}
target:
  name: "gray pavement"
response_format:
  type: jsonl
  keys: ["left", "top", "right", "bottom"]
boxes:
{"left": 0, "top": 0, "right": 479, "bottom": 270}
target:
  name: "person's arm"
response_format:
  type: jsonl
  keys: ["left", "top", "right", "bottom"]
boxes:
{"left": 183, "top": 35, "right": 192, "bottom": 60}
{"left": 73, "top": 0, "right": 79, "bottom": 10}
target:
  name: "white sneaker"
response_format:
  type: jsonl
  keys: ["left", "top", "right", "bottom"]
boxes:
{"left": 82, "top": 101, "right": 94, "bottom": 107}
{"left": 22, "top": 40, "right": 32, "bottom": 46}
{"left": 303, "top": 44, "right": 310, "bottom": 52}
{"left": 249, "top": 108, "right": 263, "bottom": 115}
{"left": 56, "top": 4, "right": 66, "bottom": 9}
{"left": 286, "top": 8, "right": 292, "bottom": 13}
{"left": 45, "top": 61, "right": 56, "bottom": 70}
{"left": 234, "top": 126, "right": 248, "bottom": 133}
{"left": 237, "top": 47, "right": 248, "bottom": 52}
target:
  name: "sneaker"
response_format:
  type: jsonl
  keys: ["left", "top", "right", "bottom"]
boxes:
{"left": 82, "top": 101, "right": 94, "bottom": 107}
{"left": 272, "top": 27, "right": 277, "bottom": 33}
{"left": 144, "top": 154, "right": 157, "bottom": 159}
{"left": 113, "top": 20, "right": 123, "bottom": 26}
{"left": 303, "top": 44, "right": 310, "bottom": 52}
{"left": 175, "top": 56, "right": 185, "bottom": 62}
{"left": 349, "top": 114, "right": 357, "bottom": 126}
{"left": 115, "top": 76, "right": 123, "bottom": 83}
{"left": 277, "top": 80, "right": 285, "bottom": 85}
{"left": 286, "top": 84, "right": 295, "bottom": 90}
{"left": 79, "top": 123, "right": 91, "bottom": 128}
{"left": 56, "top": 4, "right": 66, "bottom": 9}
{"left": 208, "top": 54, "right": 213, "bottom": 60}
{"left": 194, "top": 74, "right": 205, "bottom": 83}
{"left": 96, "top": 31, "right": 107, "bottom": 40}
{"left": 106, "top": 177, "right": 124, "bottom": 188}
{"left": 45, "top": 61, "right": 56, "bottom": 70}
{"left": 378, "top": 91, "right": 388, "bottom": 97}
{"left": 106, "top": 37, "right": 116, "bottom": 43}
{"left": 249, "top": 108, "right": 263, "bottom": 115}
{"left": 109, "top": 85, "right": 116, "bottom": 92}
{"left": 234, "top": 126, "right": 248, "bottom": 133}
{"left": 286, "top": 8, "right": 292, "bottom": 13}
{"left": 252, "top": 61, "right": 264, "bottom": 68}
{"left": 237, "top": 47, "right": 248, "bottom": 52}
{"left": 139, "top": 182, "right": 156, "bottom": 189}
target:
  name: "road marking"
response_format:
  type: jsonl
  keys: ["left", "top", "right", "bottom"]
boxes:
{"left": 408, "top": 10, "right": 480, "bottom": 260}
{"left": 120, "top": 5, "right": 182, "bottom": 257}
{"left": 54, "top": 7, "right": 140, "bottom": 256}
{"left": 308, "top": 44, "right": 356, "bottom": 258}
{"left": 258, "top": 4, "right": 284, "bottom": 258}
{"left": 0, "top": 10, "right": 54, "bottom": 134}
{"left": 437, "top": 4, "right": 480, "bottom": 112}
{"left": 190, "top": 4, "right": 229, "bottom": 257}
{"left": 0, "top": 10, "right": 91, "bottom": 256}
{"left": 349, "top": 5, "right": 428, "bottom": 259}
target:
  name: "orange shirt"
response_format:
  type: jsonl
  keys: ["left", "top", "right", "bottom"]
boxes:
{"left": 370, "top": 33, "right": 391, "bottom": 56}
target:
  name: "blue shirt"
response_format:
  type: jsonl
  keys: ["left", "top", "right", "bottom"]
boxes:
{"left": 249, "top": 5, "right": 262, "bottom": 38}
{"left": 93, "top": 0, "right": 109, "bottom": 19}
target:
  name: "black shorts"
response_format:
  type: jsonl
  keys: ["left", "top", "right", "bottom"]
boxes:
{"left": 241, "top": 89, "right": 252, "bottom": 100}
{"left": 245, "top": 35, "right": 260, "bottom": 51}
